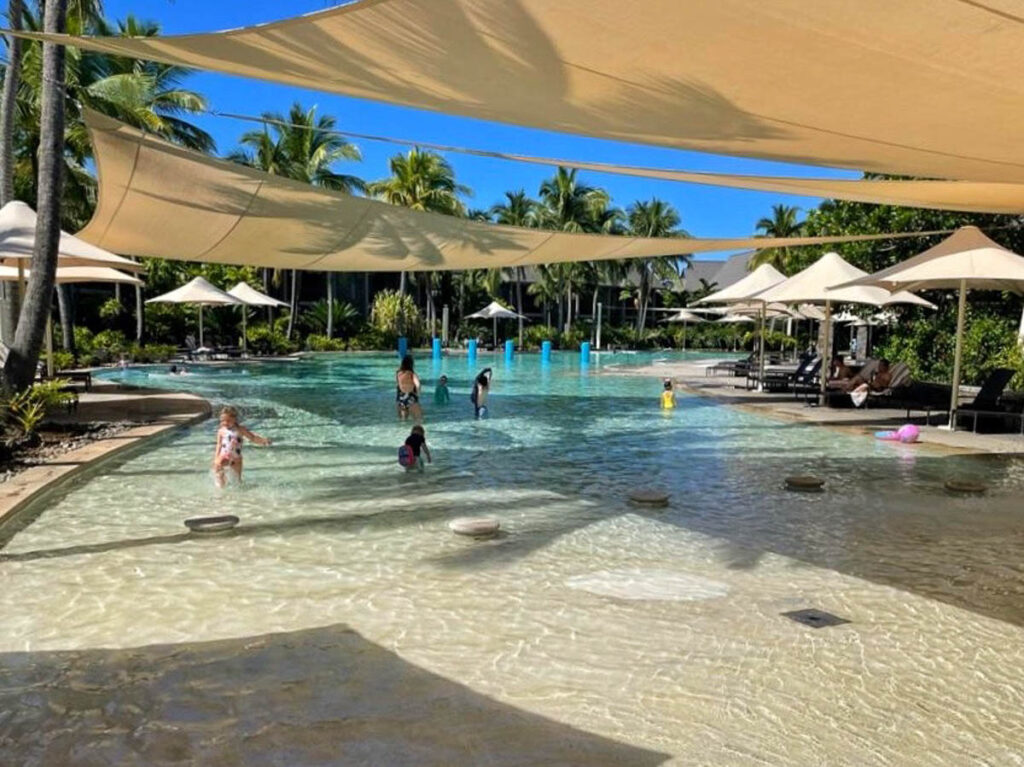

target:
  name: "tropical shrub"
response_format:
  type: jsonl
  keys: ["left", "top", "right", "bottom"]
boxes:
{"left": 301, "top": 300, "right": 361, "bottom": 338}
{"left": 129, "top": 344, "right": 179, "bottom": 363}
{"left": 98, "top": 298, "right": 126, "bottom": 324}
{"left": 347, "top": 327, "right": 391, "bottom": 351}
{"left": 306, "top": 334, "right": 347, "bottom": 352}
{"left": 522, "top": 325, "right": 559, "bottom": 350}
{"left": 370, "top": 290, "right": 423, "bottom": 345}
{"left": 6, "top": 380, "right": 75, "bottom": 440}
{"left": 47, "top": 350, "right": 75, "bottom": 372}
{"left": 246, "top": 326, "right": 297, "bottom": 355}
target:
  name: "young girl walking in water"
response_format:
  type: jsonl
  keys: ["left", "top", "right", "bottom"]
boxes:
{"left": 471, "top": 368, "right": 492, "bottom": 419}
{"left": 212, "top": 406, "right": 271, "bottom": 488}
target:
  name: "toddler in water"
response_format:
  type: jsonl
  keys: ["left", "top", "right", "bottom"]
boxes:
{"left": 660, "top": 378, "right": 676, "bottom": 410}
{"left": 402, "top": 425, "right": 432, "bottom": 471}
{"left": 212, "top": 406, "right": 271, "bottom": 488}
{"left": 434, "top": 375, "right": 450, "bottom": 405}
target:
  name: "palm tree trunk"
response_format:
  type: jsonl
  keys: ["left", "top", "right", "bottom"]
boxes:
{"left": 326, "top": 272, "right": 334, "bottom": 338}
{"left": 591, "top": 287, "right": 599, "bottom": 342}
{"left": 3, "top": 0, "right": 66, "bottom": 390}
{"left": 286, "top": 269, "right": 300, "bottom": 340}
{"left": 399, "top": 271, "right": 406, "bottom": 294}
{"left": 56, "top": 284, "right": 75, "bottom": 356}
{"left": 557, "top": 296, "right": 564, "bottom": 334}
{"left": 0, "top": 0, "right": 25, "bottom": 344}
{"left": 566, "top": 287, "right": 573, "bottom": 331}
{"left": 134, "top": 283, "right": 143, "bottom": 342}
{"left": 263, "top": 268, "right": 273, "bottom": 324}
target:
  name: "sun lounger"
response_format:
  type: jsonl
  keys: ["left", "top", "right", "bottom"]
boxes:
{"left": 705, "top": 352, "right": 755, "bottom": 377}
{"left": 954, "top": 368, "right": 1023, "bottom": 433}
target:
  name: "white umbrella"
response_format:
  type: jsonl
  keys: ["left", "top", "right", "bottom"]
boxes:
{"left": 665, "top": 308, "right": 706, "bottom": 350}
{"left": 228, "top": 282, "right": 288, "bottom": 355}
{"left": 755, "top": 252, "right": 934, "bottom": 401}
{"left": 0, "top": 264, "right": 143, "bottom": 376}
{"left": 716, "top": 314, "right": 756, "bottom": 324}
{"left": 697, "top": 264, "right": 787, "bottom": 385}
{"left": 466, "top": 300, "right": 526, "bottom": 347}
{"left": 146, "top": 276, "right": 241, "bottom": 349}
{"left": 833, "top": 226, "right": 1024, "bottom": 427}
{"left": 0, "top": 201, "right": 142, "bottom": 270}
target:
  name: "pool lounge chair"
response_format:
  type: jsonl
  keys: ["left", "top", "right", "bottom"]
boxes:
{"left": 750, "top": 355, "right": 817, "bottom": 392}
{"left": 862, "top": 362, "right": 912, "bottom": 407}
{"left": 705, "top": 352, "right": 755, "bottom": 377}
{"left": 792, "top": 358, "right": 823, "bottom": 400}
{"left": 953, "top": 368, "right": 1023, "bottom": 434}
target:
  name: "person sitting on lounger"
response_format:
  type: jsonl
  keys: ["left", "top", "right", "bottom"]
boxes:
{"left": 828, "top": 355, "right": 855, "bottom": 387}
{"left": 849, "top": 359, "right": 892, "bottom": 407}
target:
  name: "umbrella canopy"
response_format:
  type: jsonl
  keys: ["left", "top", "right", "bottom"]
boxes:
{"left": 0, "top": 265, "right": 141, "bottom": 285}
{"left": 835, "top": 227, "right": 1024, "bottom": 427}
{"left": 0, "top": 200, "right": 142, "bottom": 270}
{"left": 147, "top": 276, "right": 242, "bottom": 349}
{"left": 227, "top": 281, "right": 289, "bottom": 307}
{"left": 466, "top": 301, "right": 527, "bottom": 347}
{"left": 755, "top": 252, "right": 934, "bottom": 308}
{"left": 695, "top": 264, "right": 786, "bottom": 306}
{"left": 227, "top": 282, "right": 288, "bottom": 355}
{"left": 465, "top": 301, "right": 525, "bottom": 320}
{"left": 716, "top": 314, "right": 756, "bottom": 324}
{"left": 665, "top": 309, "right": 706, "bottom": 323}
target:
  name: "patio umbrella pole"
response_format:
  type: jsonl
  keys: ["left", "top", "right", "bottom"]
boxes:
{"left": 948, "top": 279, "right": 967, "bottom": 429}
{"left": 758, "top": 301, "right": 766, "bottom": 390}
{"left": 199, "top": 304, "right": 204, "bottom": 349}
{"left": 819, "top": 300, "right": 832, "bottom": 405}
{"left": 242, "top": 305, "right": 247, "bottom": 356}
{"left": 493, "top": 316, "right": 497, "bottom": 348}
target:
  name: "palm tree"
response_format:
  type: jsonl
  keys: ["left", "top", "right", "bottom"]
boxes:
{"left": 624, "top": 199, "right": 689, "bottom": 337}
{"left": 3, "top": 0, "right": 67, "bottom": 390}
{"left": 230, "top": 103, "right": 364, "bottom": 338}
{"left": 0, "top": 0, "right": 25, "bottom": 344}
{"left": 369, "top": 148, "right": 469, "bottom": 327}
{"left": 490, "top": 189, "right": 538, "bottom": 345}
{"left": 750, "top": 204, "right": 804, "bottom": 273}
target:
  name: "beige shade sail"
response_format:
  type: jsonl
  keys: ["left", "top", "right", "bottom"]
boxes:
{"left": 696, "top": 264, "right": 786, "bottom": 305}
{"left": 78, "top": 111, "right": 949, "bottom": 272}
{"left": 227, "top": 281, "right": 289, "bottom": 307}
{"left": 0, "top": 264, "right": 142, "bottom": 285}
{"left": 716, "top": 315, "right": 755, "bottom": 324}
{"left": 18, "top": 0, "right": 1024, "bottom": 183}
{"left": 834, "top": 227, "right": 1024, "bottom": 426}
{"left": 0, "top": 200, "right": 143, "bottom": 270}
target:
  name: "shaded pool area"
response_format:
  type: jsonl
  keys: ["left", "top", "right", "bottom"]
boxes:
{"left": 2, "top": 351, "right": 1023, "bottom": 764}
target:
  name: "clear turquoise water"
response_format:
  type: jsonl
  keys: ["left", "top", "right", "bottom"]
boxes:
{"left": 3, "top": 350, "right": 1024, "bottom": 763}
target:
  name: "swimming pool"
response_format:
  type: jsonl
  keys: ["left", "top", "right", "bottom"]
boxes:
{"left": 2, "top": 350, "right": 1023, "bottom": 764}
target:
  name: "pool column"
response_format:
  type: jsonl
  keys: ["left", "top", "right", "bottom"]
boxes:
{"left": 504, "top": 339, "right": 514, "bottom": 361}
{"left": 541, "top": 340, "right": 551, "bottom": 364}
{"left": 432, "top": 337, "right": 442, "bottom": 360}
{"left": 467, "top": 338, "right": 477, "bottom": 362}
{"left": 397, "top": 336, "right": 408, "bottom": 359}
{"left": 580, "top": 341, "right": 591, "bottom": 365}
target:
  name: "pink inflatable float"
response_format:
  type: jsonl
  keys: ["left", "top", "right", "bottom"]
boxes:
{"left": 875, "top": 424, "right": 920, "bottom": 443}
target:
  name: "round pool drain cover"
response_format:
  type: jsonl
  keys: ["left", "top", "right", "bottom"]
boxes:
{"left": 785, "top": 475, "right": 825, "bottom": 491}
{"left": 449, "top": 517, "right": 500, "bottom": 537}
{"left": 628, "top": 489, "right": 670, "bottom": 506}
{"left": 185, "top": 515, "right": 240, "bottom": 533}
{"left": 944, "top": 479, "right": 986, "bottom": 495}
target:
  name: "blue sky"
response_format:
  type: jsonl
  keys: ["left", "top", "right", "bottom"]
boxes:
{"left": 101, "top": 0, "right": 857, "bottom": 261}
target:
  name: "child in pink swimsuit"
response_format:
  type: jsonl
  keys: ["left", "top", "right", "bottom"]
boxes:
{"left": 212, "top": 406, "right": 271, "bottom": 488}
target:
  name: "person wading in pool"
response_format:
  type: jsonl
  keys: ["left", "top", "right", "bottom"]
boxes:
{"left": 395, "top": 354, "right": 423, "bottom": 421}
{"left": 212, "top": 406, "right": 271, "bottom": 488}
{"left": 471, "top": 368, "right": 492, "bottom": 419}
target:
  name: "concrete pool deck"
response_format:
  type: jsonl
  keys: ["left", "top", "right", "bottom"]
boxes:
{"left": 615, "top": 359, "right": 1024, "bottom": 456}
{"left": 0, "top": 383, "right": 210, "bottom": 531}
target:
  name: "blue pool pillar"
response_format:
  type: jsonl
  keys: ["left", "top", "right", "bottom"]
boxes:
{"left": 397, "top": 336, "right": 408, "bottom": 359}
{"left": 467, "top": 338, "right": 478, "bottom": 362}
{"left": 541, "top": 340, "right": 552, "bottom": 364}
{"left": 580, "top": 341, "right": 591, "bottom": 366}
{"left": 504, "top": 339, "right": 514, "bottom": 361}
{"left": 432, "top": 337, "right": 442, "bottom": 360}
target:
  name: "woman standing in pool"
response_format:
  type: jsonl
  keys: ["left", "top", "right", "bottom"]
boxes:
{"left": 471, "top": 368, "right": 492, "bottom": 419}
{"left": 395, "top": 354, "right": 423, "bottom": 421}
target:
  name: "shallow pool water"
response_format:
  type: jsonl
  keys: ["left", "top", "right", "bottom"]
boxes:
{"left": 3, "top": 351, "right": 1024, "bottom": 764}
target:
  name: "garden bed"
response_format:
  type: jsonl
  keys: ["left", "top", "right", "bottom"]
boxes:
{"left": 0, "top": 422, "right": 134, "bottom": 484}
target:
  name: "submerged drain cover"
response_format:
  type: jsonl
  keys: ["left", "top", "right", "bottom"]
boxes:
{"left": 782, "top": 608, "right": 850, "bottom": 629}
